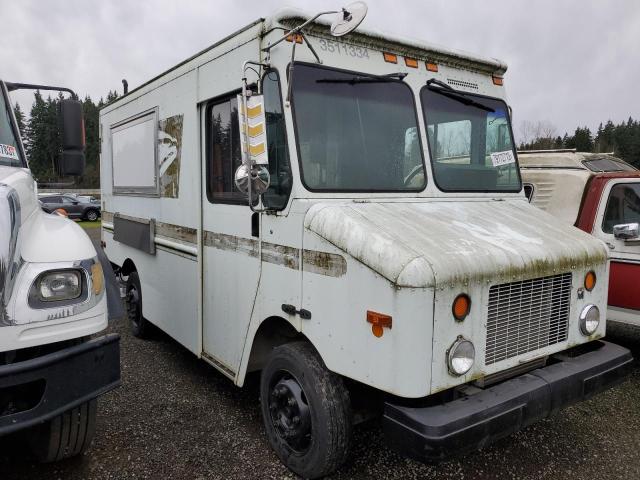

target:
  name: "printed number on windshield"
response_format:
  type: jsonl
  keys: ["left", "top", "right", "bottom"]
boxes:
{"left": 318, "top": 39, "right": 369, "bottom": 58}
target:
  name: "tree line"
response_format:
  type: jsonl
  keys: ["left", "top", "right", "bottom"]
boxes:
{"left": 12, "top": 90, "right": 119, "bottom": 188}
{"left": 12, "top": 91, "right": 640, "bottom": 185}
{"left": 518, "top": 118, "right": 640, "bottom": 167}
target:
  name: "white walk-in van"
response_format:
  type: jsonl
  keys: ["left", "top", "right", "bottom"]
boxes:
{"left": 1, "top": 81, "right": 121, "bottom": 461}
{"left": 100, "top": 4, "right": 631, "bottom": 477}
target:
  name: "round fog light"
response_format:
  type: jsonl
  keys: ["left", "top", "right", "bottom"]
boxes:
{"left": 579, "top": 304, "right": 600, "bottom": 335}
{"left": 447, "top": 337, "right": 475, "bottom": 376}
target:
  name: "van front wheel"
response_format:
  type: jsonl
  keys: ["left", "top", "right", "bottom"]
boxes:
{"left": 260, "top": 342, "right": 351, "bottom": 479}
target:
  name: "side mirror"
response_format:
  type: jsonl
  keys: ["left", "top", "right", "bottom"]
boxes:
{"left": 57, "top": 99, "right": 86, "bottom": 176}
{"left": 613, "top": 223, "right": 640, "bottom": 240}
{"left": 235, "top": 93, "right": 270, "bottom": 201}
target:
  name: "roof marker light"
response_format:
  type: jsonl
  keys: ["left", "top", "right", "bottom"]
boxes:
{"left": 426, "top": 62, "right": 438, "bottom": 72}
{"left": 492, "top": 75, "right": 504, "bottom": 86}
{"left": 285, "top": 33, "right": 304, "bottom": 44}
{"left": 404, "top": 57, "right": 418, "bottom": 68}
{"left": 383, "top": 52, "right": 398, "bottom": 64}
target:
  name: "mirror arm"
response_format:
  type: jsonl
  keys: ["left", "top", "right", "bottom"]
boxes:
{"left": 300, "top": 31, "right": 322, "bottom": 64}
{"left": 4, "top": 82, "right": 78, "bottom": 100}
{"left": 262, "top": 10, "right": 340, "bottom": 53}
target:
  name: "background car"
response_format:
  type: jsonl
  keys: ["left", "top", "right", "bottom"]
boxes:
{"left": 39, "top": 194, "right": 101, "bottom": 221}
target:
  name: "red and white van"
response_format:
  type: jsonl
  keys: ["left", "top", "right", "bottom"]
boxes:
{"left": 520, "top": 150, "right": 640, "bottom": 326}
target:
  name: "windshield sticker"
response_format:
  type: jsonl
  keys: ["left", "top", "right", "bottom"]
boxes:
{"left": 490, "top": 150, "right": 515, "bottom": 167}
{"left": 0, "top": 144, "right": 18, "bottom": 160}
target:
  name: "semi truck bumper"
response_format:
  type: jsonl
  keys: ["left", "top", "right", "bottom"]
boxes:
{"left": 0, "top": 334, "right": 120, "bottom": 436}
{"left": 383, "top": 340, "right": 632, "bottom": 462}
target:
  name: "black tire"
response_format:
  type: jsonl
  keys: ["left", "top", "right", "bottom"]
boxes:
{"left": 260, "top": 342, "right": 351, "bottom": 479}
{"left": 125, "top": 271, "right": 151, "bottom": 338}
{"left": 85, "top": 209, "right": 99, "bottom": 222}
{"left": 27, "top": 399, "right": 97, "bottom": 463}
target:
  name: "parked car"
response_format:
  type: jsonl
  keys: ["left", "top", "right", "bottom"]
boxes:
{"left": 519, "top": 149, "right": 640, "bottom": 326}
{"left": 39, "top": 194, "right": 101, "bottom": 221}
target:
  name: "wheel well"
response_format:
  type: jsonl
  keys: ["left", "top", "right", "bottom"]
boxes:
{"left": 247, "top": 316, "right": 305, "bottom": 373}
{"left": 120, "top": 258, "right": 137, "bottom": 277}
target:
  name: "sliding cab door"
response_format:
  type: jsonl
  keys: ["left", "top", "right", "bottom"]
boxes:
{"left": 201, "top": 94, "right": 261, "bottom": 377}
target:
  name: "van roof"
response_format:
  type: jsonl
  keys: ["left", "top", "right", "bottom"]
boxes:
{"left": 102, "top": 8, "right": 509, "bottom": 111}
{"left": 518, "top": 150, "right": 638, "bottom": 173}
{"left": 268, "top": 8, "right": 508, "bottom": 75}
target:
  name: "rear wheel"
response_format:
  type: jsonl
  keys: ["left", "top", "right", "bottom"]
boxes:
{"left": 125, "top": 271, "right": 151, "bottom": 338}
{"left": 27, "top": 399, "right": 97, "bottom": 463}
{"left": 260, "top": 342, "right": 351, "bottom": 479}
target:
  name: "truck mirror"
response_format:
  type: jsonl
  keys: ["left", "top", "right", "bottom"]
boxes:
{"left": 613, "top": 222, "right": 640, "bottom": 240}
{"left": 235, "top": 93, "right": 270, "bottom": 199}
{"left": 58, "top": 98, "right": 86, "bottom": 176}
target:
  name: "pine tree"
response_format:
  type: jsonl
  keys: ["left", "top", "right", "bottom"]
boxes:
{"left": 13, "top": 102, "right": 26, "bottom": 140}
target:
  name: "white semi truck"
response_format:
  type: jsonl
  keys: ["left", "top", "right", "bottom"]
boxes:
{"left": 0, "top": 80, "right": 120, "bottom": 461}
{"left": 100, "top": 4, "right": 631, "bottom": 478}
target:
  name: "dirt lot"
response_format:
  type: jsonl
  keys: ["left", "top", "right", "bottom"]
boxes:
{"left": 2, "top": 227, "right": 639, "bottom": 479}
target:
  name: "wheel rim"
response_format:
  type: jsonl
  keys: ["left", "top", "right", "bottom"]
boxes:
{"left": 126, "top": 284, "right": 141, "bottom": 328}
{"left": 268, "top": 371, "right": 312, "bottom": 454}
{"left": 88, "top": 211, "right": 97, "bottom": 221}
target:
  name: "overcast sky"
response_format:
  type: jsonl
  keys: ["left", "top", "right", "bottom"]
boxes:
{"left": 3, "top": 0, "right": 639, "bottom": 141}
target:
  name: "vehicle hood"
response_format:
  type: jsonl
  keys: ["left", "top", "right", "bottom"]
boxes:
{"left": 304, "top": 199, "right": 608, "bottom": 288}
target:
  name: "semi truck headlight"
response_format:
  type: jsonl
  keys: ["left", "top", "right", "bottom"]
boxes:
{"left": 579, "top": 304, "right": 600, "bottom": 335}
{"left": 35, "top": 270, "right": 82, "bottom": 301}
{"left": 447, "top": 337, "right": 475, "bottom": 376}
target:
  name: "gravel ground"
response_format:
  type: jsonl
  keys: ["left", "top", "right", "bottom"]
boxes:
{"left": 2, "top": 228, "right": 639, "bottom": 479}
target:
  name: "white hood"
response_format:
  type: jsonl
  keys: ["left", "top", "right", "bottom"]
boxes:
{"left": 304, "top": 199, "right": 608, "bottom": 288}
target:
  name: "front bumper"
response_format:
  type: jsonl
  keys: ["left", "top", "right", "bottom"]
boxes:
{"left": 0, "top": 334, "right": 120, "bottom": 436}
{"left": 383, "top": 340, "right": 632, "bottom": 462}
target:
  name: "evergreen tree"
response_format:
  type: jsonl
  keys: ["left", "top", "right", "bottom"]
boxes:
{"left": 12, "top": 102, "right": 26, "bottom": 140}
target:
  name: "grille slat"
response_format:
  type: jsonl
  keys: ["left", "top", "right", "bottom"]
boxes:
{"left": 485, "top": 273, "right": 572, "bottom": 365}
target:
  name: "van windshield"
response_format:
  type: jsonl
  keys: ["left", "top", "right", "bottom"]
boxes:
{"left": 421, "top": 86, "right": 520, "bottom": 192}
{"left": 0, "top": 87, "right": 23, "bottom": 168}
{"left": 291, "top": 63, "right": 425, "bottom": 192}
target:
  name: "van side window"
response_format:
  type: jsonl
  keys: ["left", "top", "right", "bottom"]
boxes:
{"left": 206, "top": 95, "right": 243, "bottom": 203}
{"left": 262, "top": 71, "right": 292, "bottom": 210}
{"left": 602, "top": 183, "right": 640, "bottom": 233}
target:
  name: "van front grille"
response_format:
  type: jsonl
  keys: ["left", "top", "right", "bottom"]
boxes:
{"left": 485, "top": 273, "right": 572, "bottom": 365}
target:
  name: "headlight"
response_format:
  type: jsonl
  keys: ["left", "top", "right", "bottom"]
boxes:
{"left": 29, "top": 269, "right": 84, "bottom": 307}
{"left": 579, "top": 304, "right": 600, "bottom": 335}
{"left": 447, "top": 337, "right": 475, "bottom": 376}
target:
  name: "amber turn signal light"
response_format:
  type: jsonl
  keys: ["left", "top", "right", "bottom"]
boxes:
{"left": 367, "top": 310, "right": 392, "bottom": 338}
{"left": 452, "top": 294, "right": 471, "bottom": 321}
{"left": 584, "top": 271, "right": 596, "bottom": 291}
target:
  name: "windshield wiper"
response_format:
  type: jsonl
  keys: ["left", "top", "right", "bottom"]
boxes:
{"left": 426, "top": 78, "right": 495, "bottom": 112}
{"left": 317, "top": 72, "right": 408, "bottom": 85}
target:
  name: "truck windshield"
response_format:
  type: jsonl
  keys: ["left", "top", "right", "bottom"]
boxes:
{"left": 0, "top": 87, "right": 23, "bottom": 168}
{"left": 421, "top": 86, "right": 521, "bottom": 192}
{"left": 291, "top": 63, "right": 425, "bottom": 192}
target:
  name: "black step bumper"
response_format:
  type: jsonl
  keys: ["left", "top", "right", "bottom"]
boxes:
{"left": 0, "top": 334, "right": 120, "bottom": 436}
{"left": 383, "top": 341, "right": 632, "bottom": 462}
